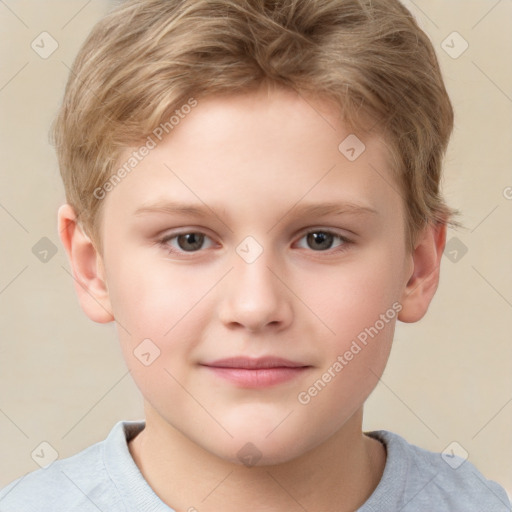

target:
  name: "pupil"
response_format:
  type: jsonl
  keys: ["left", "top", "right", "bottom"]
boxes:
{"left": 178, "top": 233, "right": 204, "bottom": 251}
{"left": 307, "top": 232, "right": 333, "bottom": 250}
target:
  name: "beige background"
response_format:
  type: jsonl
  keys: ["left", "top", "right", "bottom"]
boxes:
{"left": 1, "top": 0, "right": 511, "bottom": 497}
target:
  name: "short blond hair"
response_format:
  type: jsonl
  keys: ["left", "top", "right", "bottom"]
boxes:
{"left": 51, "top": 0, "right": 460, "bottom": 254}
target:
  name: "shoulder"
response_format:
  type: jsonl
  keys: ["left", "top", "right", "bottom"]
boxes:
{"left": 0, "top": 421, "right": 144, "bottom": 512}
{"left": 361, "top": 430, "right": 511, "bottom": 512}
{"left": 0, "top": 440, "right": 120, "bottom": 512}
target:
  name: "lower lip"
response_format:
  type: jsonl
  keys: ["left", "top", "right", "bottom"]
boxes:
{"left": 203, "top": 366, "right": 310, "bottom": 388}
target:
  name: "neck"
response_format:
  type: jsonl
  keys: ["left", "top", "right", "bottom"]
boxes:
{"left": 129, "top": 404, "right": 386, "bottom": 512}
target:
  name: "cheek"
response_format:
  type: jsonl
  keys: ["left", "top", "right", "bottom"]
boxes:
{"left": 103, "top": 261, "right": 191, "bottom": 386}
{"left": 296, "top": 249, "right": 403, "bottom": 346}
{"left": 106, "top": 251, "right": 201, "bottom": 336}
{"left": 107, "top": 260, "right": 203, "bottom": 408}
{"left": 291, "top": 249, "right": 401, "bottom": 409}
{"left": 295, "top": 267, "right": 398, "bottom": 427}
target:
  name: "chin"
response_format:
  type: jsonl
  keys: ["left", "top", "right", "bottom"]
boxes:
{"left": 210, "top": 428, "right": 318, "bottom": 468}
{"left": 224, "top": 443, "right": 306, "bottom": 468}
{"left": 203, "top": 405, "right": 324, "bottom": 466}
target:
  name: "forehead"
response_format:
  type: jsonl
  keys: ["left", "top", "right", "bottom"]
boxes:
{"left": 105, "top": 87, "right": 402, "bottom": 226}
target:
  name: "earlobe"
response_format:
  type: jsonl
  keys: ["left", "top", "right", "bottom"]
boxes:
{"left": 398, "top": 222, "right": 447, "bottom": 323}
{"left": 57, "top": 204, "right": 114, "bottom": 323}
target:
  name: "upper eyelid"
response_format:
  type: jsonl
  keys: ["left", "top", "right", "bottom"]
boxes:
{"left": 295, "top": 226, "right": 351, "bottom": 238}
{"left": 160, "top": 227, "right": 349, "bottom": 239}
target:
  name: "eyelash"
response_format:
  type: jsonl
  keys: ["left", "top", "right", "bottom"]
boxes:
{"left": 157, "top": 229, "right": 353, "bottom": 258}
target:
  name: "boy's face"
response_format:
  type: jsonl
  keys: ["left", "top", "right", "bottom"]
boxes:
{"left": 74, "top": 86, "right": 428, "bottom": 464}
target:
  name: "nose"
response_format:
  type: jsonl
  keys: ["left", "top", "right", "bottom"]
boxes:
{"left": 217, "top": 249, "right": 293, "bottom": 333}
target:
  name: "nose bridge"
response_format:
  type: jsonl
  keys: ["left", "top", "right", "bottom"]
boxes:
{"left": 218, "top": 240, "right": 292, "bottom": 331}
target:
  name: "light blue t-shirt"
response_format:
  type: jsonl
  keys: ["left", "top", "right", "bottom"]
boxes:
{"left": 1, "top": 420, "right": 510, "bottom": 511}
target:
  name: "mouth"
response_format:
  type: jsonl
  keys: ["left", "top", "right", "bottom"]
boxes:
{"left": 200, "top": 357, "right": 312, "bottom": 388}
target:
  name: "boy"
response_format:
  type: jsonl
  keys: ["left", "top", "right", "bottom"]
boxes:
{"left": 1, "top": 0, "right": 510, "bottom": 510}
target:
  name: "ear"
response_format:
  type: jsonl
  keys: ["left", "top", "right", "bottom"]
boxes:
{"left": 398, "top": 221, "right": 447, "bottom": 323}
{"left": 58, "top": 204, "right": 114, "bottom": 323}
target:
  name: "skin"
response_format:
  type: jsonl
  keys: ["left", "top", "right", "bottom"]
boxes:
{"left": 58, "top": 84, "right": 446, "bottom": 512}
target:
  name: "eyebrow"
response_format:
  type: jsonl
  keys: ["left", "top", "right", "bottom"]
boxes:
{"left": 135, "top": 201, "right": 378, "bottom": 222}
{"left": 289, "top": 202, "right": 378, "bottom": 218}
{"left": 133, "top": 200, "right": 378, "bottom": 219}
{"left": 134, "top": 202, "right": 220, "bottom": 219}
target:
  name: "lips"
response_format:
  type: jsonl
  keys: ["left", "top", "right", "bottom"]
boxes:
{"left": 200, "top": 357, "right": 311, "bottom": 388}
{"left": 204, "top": 356, "right": 307, "bottom": 369}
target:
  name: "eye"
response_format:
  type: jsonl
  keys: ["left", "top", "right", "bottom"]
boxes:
{"left": 159, "top": 232, "right": 215, "bottom": 255}
{"left": 295, "top": 230, "right": 351, "bottom": 252}
{"left": 157, "top": 229, "right": 352, "bottom": 257}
